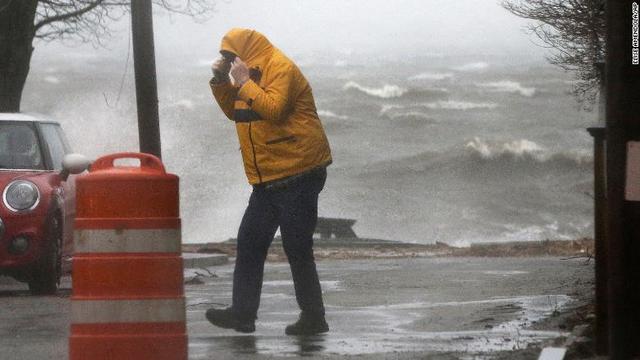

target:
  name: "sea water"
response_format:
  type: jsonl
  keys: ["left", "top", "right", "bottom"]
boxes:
{"left": 23, "top": 53, "right": 597, "bottom": 245}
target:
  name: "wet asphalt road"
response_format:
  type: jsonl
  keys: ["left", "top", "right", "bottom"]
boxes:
{"left": 0, "top": 257, "right": 593, "bottom": 359}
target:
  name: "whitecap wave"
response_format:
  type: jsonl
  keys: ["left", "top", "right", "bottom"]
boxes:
{"left": 408, "top": 72, "right": 454, "bottom": 81}
{"left": 423, "top": 87, "right": 450, "bottom": 94}
{"left": 343, "top": 81, "right": 408, "bottom": 99}
{"left": 44, "top": 76, "right": 61, "bottom": 84}
{"left": 318, "top": 109, "right": 349, "bottom": 120}
{"left": 379, "top": 104, "right": 404, "bottom": 115}
{"left": 423, "top": 100, "right": 498, "bottom": 110}
{"left": 452, "top": 62, "right": 490, "bottom": 72}
{"left": 466, "top": 137, "right": 545, "bottom": 160}
{"left": 388, "top": 111, "right": 433, "bottom": 120}
{"left": 380, "top": 101, "right": 497, "bottom": 116}
{"left": 477, "top": 81, "right": 536, "bottom": 97}
{"left": 464, "top": 137, "right": 591, "bottom": 165}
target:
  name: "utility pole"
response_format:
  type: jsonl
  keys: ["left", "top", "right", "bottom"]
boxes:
{"left": 131, "top": 0, "right": 162, "bottom": 158}
{"left": 605, "top": 0, "right": 640, "bottom": 357}
{"left": 587, "top": 126, "right": 607, "bottom": 355}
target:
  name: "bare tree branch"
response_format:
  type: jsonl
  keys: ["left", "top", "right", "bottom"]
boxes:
{"left": 33, "top": 0, "right": 218, "bottom": 44}
{"left": 34, "top": 0, "right": 106, "bottom": 32}
{"left": 502, "top": 0, "right": 605, "bottom": 107}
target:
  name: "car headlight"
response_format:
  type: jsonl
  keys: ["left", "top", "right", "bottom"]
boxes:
{"left": 3, "top": 180, "right": 40, "bottom": 212}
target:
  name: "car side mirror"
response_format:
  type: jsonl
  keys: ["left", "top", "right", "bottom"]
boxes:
{"left": 60, "top": 153, "right": 91, "bottom": 181}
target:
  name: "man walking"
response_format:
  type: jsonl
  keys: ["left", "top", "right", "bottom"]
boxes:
{"left": 206, "top": 28, "right": 332, "bottom": 336}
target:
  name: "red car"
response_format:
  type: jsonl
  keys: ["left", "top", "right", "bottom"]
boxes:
{"left": 0, "top": 113, "right": 89, "bottom": 294}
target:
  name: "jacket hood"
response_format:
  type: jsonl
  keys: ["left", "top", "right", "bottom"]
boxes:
{"left": 220, "top": 28, "right": 274, "bottom": 68}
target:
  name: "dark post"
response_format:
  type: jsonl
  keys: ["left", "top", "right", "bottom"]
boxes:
{"left": 587, "top": 126, "right": 607, "bottom": 355}
{"left": 131, "top": 0, "right": 162, "bottom": 158}
{"left": 605, "top": 0, "right": 640, "bottom": 357}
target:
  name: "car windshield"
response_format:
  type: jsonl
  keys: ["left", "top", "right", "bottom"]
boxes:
{"left": 0, "top": 124, "right": 44, "bottom": 170}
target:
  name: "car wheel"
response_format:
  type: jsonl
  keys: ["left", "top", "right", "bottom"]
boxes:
{"left": 28, "top": 216, "right": 62, "bottom": 295}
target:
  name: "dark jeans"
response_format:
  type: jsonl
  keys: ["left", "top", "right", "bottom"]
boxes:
{"left": 232, "top": 168, "right": 327, "bottom": 320}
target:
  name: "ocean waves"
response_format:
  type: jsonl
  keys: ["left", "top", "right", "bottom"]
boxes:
{"left": 408, "top": 72, "right": 454, "bottom": 81}
{"left": 27, "top": 56, "right": 593, "bottom": 245}
{"left": 354, "top": 135, "right": 592, "bottom": 243}
{"left": 380, "top": 101, "right": 498, "bottom": 118}
{"left": 342, "top": 81, "right": 450, "bottom": 100}
{"left": 343, "top": 79, "right": 537, "bottom": 102}
{"left": 387, "top": 111, "right": 434, "bottom": 121}
{"left": 424, "top": 101, "right": 498, "bottom": 111}
{"left": 317, "top": 109, "right": 349, "bottom": 120}
{"left": 476, "top": 80, "right": 537, "bottom": 97}
{"left": 343, "top": 81, "right": 408, "bottom": 98}
{"left": 464, "top": 137, "right": 591, "bottom": 166}
{"left": 365, "top": 137, "right": 591, "bottom": 179}
{"left": 452, "top": 62, "right": 490, "bottom": 72}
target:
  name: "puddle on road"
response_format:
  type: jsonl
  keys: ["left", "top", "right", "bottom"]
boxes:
{"left": 322, "top": 294, "right": 571, "bottom": 355}
{"left": 189, "top": 294, "right": 572, "bottom": 358}
{"left": 187, "top": 260, "right": 581, "bottom": 358}
{"left": 190, "top": 329, "right": 567, "bottom": 358}
{"left": 262, "top": 280, "right": 343, "bottom": 292}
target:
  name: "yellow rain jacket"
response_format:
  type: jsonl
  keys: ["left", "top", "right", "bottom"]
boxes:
{"left": 211, "top": 28, "right": 332, "bottom": 185}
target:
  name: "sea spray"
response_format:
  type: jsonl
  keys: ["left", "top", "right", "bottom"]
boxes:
{"left": 51, "top": 97, "right": 139, "bottom": 158}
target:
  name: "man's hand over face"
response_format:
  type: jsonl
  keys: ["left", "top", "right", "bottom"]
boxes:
{"left": 230, "top": 58, "right": 250, "bottom": 87}
{"left": 212, "top": 57, "right": 232, "bottom": 78}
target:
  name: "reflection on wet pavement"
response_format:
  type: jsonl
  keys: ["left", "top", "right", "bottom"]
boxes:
{"left": 187, "top": 257, "right": 592, "bottom": 359}
{"left": 190, "top": 334, "right": 328, "bottom": 358}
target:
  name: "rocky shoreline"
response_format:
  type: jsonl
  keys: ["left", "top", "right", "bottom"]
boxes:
{"left": 183, "top": 238, "right": 594, "bottom": 262}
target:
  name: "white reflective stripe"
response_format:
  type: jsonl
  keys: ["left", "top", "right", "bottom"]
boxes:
{"left": 74, "top": 229, "right": 181, "bottom": 253}
{"left": 72, "top": 298, "right": 186, "bottom": 324}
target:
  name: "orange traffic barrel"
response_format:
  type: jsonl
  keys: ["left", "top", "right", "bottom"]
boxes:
{"left": 69, "top": 152, "right": 187, "bottom": 360}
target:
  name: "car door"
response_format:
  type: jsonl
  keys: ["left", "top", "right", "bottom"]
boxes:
{"left": 39, "top": 123, "right": 75, "bottom": 269}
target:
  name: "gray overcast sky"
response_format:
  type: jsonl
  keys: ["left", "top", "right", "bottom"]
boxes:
{"left": 35, "top": 0, "right": 549, "bottom": 64}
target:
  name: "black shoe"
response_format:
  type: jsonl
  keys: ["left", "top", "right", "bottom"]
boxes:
{"left": 205, "top": 307, "right": 255, "bottom": 333}
{"left": 285, "top": 312, "right": 329, "bottom": 336}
